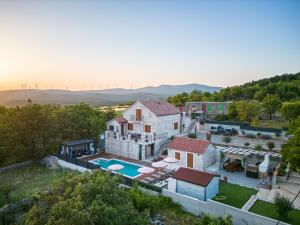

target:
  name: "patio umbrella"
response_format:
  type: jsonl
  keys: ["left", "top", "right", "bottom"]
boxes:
{"left": 152, "top": 161, "right": 168, "bottom": 183}
{"left": 152, "top": 161, "right": 168, "bottom": 168}
{"left": 163, "top": 157, "right": 179, "bottom": 163}
{"left": 108, "top": 164, "right": 124, "bottom": 171}
{"left": 138, "top": 167, "right": 155, "bottom": 174}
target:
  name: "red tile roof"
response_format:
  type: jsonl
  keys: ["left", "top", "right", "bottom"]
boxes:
{"left": 140, "top": 99, "right": 180, "bottom": 116}
{"left": 116, "top": 117, "right": 127, "bottom": 123}
{"left": 173, "top": 167, "right": 219, "bottom": 187}
{"left": 168, "top": 137, "right": 210, "bottom": 154}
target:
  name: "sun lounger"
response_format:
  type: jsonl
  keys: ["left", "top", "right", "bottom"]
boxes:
{"left": 144, "top": 177, "right": 155, "bottom": 182}
{"left": 151, "top": 173, "right": 160, "bottom": 178}
{"left": 157, "top": 171, "right": 167, "bottom": 176}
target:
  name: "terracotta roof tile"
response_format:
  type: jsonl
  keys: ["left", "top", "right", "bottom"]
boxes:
{"left": 140, "top": 99, "right": 180, "bottom": 116}
{"left": 116, "top": 117, "right": 127, "bottom": 123}
{"left": 168, "top": 137, "right": 210, "bottom": 154}
{"left": 173, "top": 167, "right": 219, "bottom": 187}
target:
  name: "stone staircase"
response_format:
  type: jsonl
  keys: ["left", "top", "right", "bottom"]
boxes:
{"left": 154, "top": 139, "right": 172, "bottom": 158}
{"left": 185, "top": 120, "right": 196, "bottom": 133}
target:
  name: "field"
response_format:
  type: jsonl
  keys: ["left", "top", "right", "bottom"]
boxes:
{"left": 0, "top": 163, "right": 74, "bottom": 207}
{"left": 255, "top": 118, "right": 289, "bottom": 129}
{"left": 213, "top": 182, "right": 258, "bottom": 208}
{"left": 250, "top": 200, "right": 300, "bottom": 225}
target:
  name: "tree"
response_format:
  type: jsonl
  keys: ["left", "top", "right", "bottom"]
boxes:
{"left": 262, "top": 94, "right": 282, "bottom": 120}
{"left": 228, "top": 102, "right": 238, "bottom": 120}
{"left": 281, "top": 101, "right": 300, "bottom": 121}
{"left": 236, "top": 101, "right": 261, "bottom": 125}
{"left": 267, "top": 142, "right": 275, "bottom": 151}
{"left": 274, "top": 193, "right": 293, "bottom": 219}
{"left": 281, "top": 116, "right": 300, "bottom": 172}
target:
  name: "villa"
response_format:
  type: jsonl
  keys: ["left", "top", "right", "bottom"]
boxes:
{"left": 105, "top": 99, "right": 181, "bottom": 161}
{"left": 167, "top": 136, "right": 217, "bottom": 170}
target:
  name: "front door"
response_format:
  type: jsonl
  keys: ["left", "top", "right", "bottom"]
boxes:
{"left": 187, "top": 153, "right": 193, "bottom": 168}
{"left": 121, "top": 124, "right": 124, "bottom": 136}
{"left": 150, "top": 144, "right": 155, "bottom": 156}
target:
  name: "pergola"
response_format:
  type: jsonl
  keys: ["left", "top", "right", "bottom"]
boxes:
{"left": 59, "top": 139, "right": 97, "bottom": 159}
{"left": 217, "top": 146, "right": 281, "bottom": 158}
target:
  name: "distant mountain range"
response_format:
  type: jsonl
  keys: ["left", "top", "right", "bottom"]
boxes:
{"left": 0, "top": 84, "right": 221, "bottom": 107}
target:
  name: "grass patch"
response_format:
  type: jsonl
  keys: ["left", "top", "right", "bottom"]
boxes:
{"left": 255, "top": 119, "right": 289, "bottom": 129}
{"left": 0, "top": 163, "right": 73, "bottom": 207}
{"left": 213, "top": 182, "right": 258, "bottom": 208}
{"left": 250, "top": 200, "right": 300, "bottom": 225}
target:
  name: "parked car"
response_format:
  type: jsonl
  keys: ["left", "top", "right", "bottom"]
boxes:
{"left": 210, "top": 125, "right": 224, "bottom": 135}
{"left": 224, "top": 128, "right": 238, "bottom": 136}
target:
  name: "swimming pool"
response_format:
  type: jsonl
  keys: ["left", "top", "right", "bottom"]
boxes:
{"left": 91, "top": 158, "right": 142, "bottom": 178}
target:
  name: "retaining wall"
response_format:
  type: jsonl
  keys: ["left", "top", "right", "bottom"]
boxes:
{"left": 162, "top": 189, "right": 289, "bottom": 225}
{"left": 57, "top": 159, "right": 91, "bottom": 173}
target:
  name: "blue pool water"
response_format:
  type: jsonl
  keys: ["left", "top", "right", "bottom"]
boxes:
{"left": 92, "top": 158, "right": 142, "bottom": 178}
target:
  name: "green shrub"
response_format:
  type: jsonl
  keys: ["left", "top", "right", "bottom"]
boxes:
{"left": 274, "top": 193, "right": 293, "bottom": 219}
{"left": 277, "top": 162, "right": 287, "bottom": 176}
{"left": 222, "top": 136, "right": 231, "bottom": 143}
{"left": 254, "top": 144, "right": 262, "bottom": 150}
{"left": 162, "top": 149, "right": 168, "bottom": 155}
{"left": 267, "top": 142, "right": 275, "bottom": 151}
{"left": 188, "top": 133, "right": 197, "bottom": 138}
{"left": 244, "top": 142, "right": 250, "bottom": 147}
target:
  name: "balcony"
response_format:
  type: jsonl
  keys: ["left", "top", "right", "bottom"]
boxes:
{"left": 105, "top": 131, "right": 157, "bottom": 144}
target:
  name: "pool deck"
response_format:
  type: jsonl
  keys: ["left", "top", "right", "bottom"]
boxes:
{"left": 80, "top": 152, "right": 160, "bottom": 181}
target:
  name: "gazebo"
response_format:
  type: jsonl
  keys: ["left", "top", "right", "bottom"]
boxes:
{"left": 218, "top": 146, "right": 281, "bottom": 178}
{"left": 58, "top": 139, "right": 97, "bottom": 159}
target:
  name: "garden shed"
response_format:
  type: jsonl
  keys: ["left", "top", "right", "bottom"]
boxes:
{"left": 58, "top": 139, "right": 97, "bottom": 159}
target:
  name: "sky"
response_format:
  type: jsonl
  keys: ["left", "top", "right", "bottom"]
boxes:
{"left": 0, "top": 0, "right": 299, "bottom": 91}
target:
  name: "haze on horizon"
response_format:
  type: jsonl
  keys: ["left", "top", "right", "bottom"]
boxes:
{"left": 0, "top": 0, "right": 299, "bottom": 91}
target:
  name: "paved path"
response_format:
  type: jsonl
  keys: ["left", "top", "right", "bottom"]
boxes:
{"left": 241, "top": 195, "right": 258, "bottom": 211}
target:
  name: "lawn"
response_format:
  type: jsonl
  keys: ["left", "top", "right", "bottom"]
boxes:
{"left": 250, "top": 200, "right": 300, "bottom": 225}
{"left": 213, "top": 182, "right": 258, "bottom": 208}
{"left": 0, "top": 163, "right": 74, "bottom": 207}
{"left": 255, "top": 118, "right": 289, "bottom": 129}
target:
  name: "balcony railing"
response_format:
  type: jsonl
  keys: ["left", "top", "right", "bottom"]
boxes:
{"left": 105, "top": 131, "right": 159, "bottom": 144}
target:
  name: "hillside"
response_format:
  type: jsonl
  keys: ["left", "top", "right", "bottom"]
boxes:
{"left": 0, "top": 83, "right": 221, "bottom": 107}
{"left": 168, "top": 72, "right": 300, "bottom": 105}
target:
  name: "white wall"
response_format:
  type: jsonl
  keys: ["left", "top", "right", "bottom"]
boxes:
{"left": 167, "top": 144, "right": 216, "bottom": 170}
{"left": 123, "top": 101, "right": 181, "bottom": 138}
{"left": 105, "top": 138, "right": 141, "bottom": 160}
{"left": 162, "top": 189, "right": 290, "bottom": 225}
{"left": 176, "top": 179, "right": 206, "bottom": 200}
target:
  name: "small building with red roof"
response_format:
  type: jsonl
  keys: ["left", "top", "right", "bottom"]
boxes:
{"left": 167, "top": 136, "right": 216, "bottom": 170}
{"left": 169, "top": 167, "right": 220, "bottom": 201}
